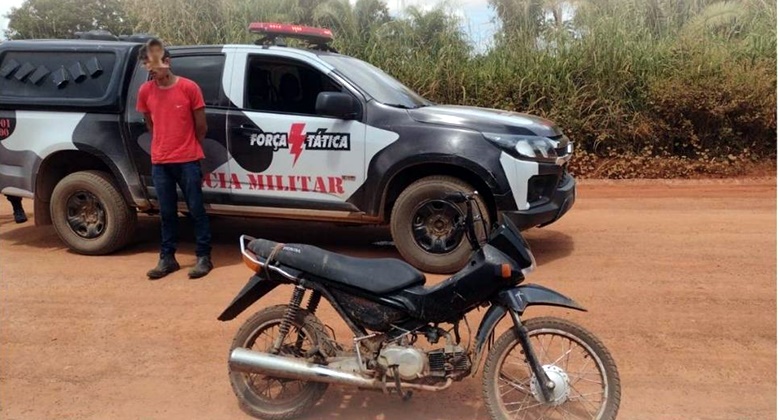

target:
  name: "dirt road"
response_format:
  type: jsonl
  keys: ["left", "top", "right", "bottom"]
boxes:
{"left": 1, "top": 179, "right": 776, "bottom": 420}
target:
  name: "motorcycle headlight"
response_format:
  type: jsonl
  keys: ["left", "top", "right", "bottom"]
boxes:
{"left": 483, "top": 133, "right": 560, "bottom": 163}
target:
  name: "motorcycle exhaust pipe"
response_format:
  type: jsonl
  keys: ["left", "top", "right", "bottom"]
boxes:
{"left": 229, "top": 348, "right": 380, "bottom": 389}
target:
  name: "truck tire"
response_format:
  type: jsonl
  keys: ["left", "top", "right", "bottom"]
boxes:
{"left": 50, "top": 170, "right": 137, "bottom": 255}
{"left": 390, "top": 175, "right": 491, "bottom": 274}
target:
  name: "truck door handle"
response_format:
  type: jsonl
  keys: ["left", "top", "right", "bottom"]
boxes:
{"left": 238, "top": 124, "right": 263, "bottom": 133}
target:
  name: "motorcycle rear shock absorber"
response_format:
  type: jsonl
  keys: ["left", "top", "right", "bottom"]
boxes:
{"left": 294, "top": 290, "right": 322, "bottom": 350}
{"left": 306, "top": 290, "right": 322, "bottom": 314}
{"left": 273, "top": 285, "right": 306, "bottom": 353}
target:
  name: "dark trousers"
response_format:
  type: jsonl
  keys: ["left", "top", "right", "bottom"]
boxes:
{"left": 5, "top": 195, "right": 23, "bottom": 212}
{"left": 152, "top": 161, "right": 211, "bottom": 257}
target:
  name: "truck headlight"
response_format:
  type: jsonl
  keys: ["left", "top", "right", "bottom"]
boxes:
{"left": 483, "top": 133, "right": 568, "bottom": 164}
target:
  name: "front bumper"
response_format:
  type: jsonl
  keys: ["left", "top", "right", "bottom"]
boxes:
{"left": 501, "top": 171, "right": 576, "bottom": 231}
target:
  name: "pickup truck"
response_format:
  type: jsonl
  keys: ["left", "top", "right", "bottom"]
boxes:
{"left": 0, "top": 24, "right": 576, "bottom": 274}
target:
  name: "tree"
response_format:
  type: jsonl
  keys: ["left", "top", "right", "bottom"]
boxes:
{"left": 488, "top": 0, "right": 582, "bottom": 47}
{"left": 354, "top": 0, "right": 391, "bottom": 32}
{"left": 311, "top": 0, "right": 390, "bottom": 49}
{"left": 489, "top": 0, "right": 544, "bottom": 44}
{"left": 4, "top": 0, "right": 135, "bottom": 40}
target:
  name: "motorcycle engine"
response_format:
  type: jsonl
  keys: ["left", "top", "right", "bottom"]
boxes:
{"left": 427, "top": 344, "right": 471, "bottom": 378}
{"left": 377, "top": 345, "right": 427, "bottom": 381}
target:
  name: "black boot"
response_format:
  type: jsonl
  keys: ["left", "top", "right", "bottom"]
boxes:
{"left": 189, "top": 255, "right": 213, "bottom": 279}
{"left": 147, "top": 254, "right": 180, "bottom": 279}
{"left": 7, "top": 196, "right": 26, "bottom": 224}
{"left": 12, "top": 207, "right": 27, "bottom": 224}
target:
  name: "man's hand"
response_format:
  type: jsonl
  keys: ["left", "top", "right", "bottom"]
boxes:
{"left": 193, "top": 108, "right": 207, "bottom": 143}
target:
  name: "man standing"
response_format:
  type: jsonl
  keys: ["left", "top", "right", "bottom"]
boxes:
{"left": 136, "top": 38, "right": 213, "bottom": 279}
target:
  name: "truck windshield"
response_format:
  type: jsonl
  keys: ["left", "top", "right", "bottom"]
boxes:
{"left": 320, "top": 55, "right": 432, "bottom": 109}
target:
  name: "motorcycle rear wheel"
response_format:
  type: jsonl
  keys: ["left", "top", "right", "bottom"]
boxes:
{"left": 482, "top": 317, "right": 621, "bottom": 420}
{"left": 228, "top": 305, "right": 329, "bottom": 420}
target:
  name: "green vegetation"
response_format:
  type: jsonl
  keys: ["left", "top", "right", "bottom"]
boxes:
{"left": 5, "top": 0, "right": 776, "bottom": 177}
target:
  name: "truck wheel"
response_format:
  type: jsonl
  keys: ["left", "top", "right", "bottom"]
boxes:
{"left": 390, "top": 175, "right": 491, "bottom": 274}
{"left": 50, "top": 170, "right": 137, "bottom": 255}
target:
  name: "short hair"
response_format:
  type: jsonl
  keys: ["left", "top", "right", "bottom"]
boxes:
{"left": 138, "top": 38, "right": 170, "bottom": 63}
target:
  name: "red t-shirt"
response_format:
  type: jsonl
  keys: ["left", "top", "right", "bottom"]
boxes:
{"left": 136, "top": 77, "right": 206, "bottom": 164}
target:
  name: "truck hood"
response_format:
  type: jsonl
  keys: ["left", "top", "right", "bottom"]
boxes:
{"left": 408, "top": 105, "right": 562, "bottom": 137}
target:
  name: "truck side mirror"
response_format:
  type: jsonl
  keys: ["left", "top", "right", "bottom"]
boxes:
{"left": 315, "top": 92, "right": 358, "bottom": 120}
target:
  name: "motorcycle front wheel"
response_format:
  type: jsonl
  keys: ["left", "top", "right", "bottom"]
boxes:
{"left": 482, "top": 317, "right": 621, "bottom": 420}
{"left": 228, "top": 305, "right": 329, "bottom": 420}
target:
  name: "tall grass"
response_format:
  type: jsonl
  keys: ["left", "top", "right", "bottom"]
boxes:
{"left": 125, "top": 0, "right": 776, "bottom": 175}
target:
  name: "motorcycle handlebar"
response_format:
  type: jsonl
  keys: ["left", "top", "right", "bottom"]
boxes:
{"left": 444, "top": 190, "right": 483, "bottom": 251}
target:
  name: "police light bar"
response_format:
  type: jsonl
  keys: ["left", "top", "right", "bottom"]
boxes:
{"left": 248, "top": 22, "right": 333, "bottom": 43}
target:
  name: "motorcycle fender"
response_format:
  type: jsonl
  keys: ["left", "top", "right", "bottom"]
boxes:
{"left": 474, "top": 284, "right": 586, "bottom": 357}
{"left": 474, "top": 304, "right": 508, "bottom": 358}
{"left": 218, "top": 274, "right": 279, "bottom": 321}
{"left": 498, "top": 284, "right": 587, "bottom": 313}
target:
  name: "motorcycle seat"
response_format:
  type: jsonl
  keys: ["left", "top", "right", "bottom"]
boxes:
{"left": 247, "top": 238, "right": 426, "bottom": 294}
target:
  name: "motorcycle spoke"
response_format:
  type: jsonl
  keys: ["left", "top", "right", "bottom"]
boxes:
{"left": 564, "top": 339, "right": 573, "bottom": 372}
{"left": 265, "top": 380, "right": 277, "bottom": 398}
{"left": 556, "top": 404, "right": 579, "bottom": 419}
{"left": 569, "top": 350, "right": 595, "bottom": 382}
{"left": 569, "top": 355, "right": 602, "bottom": 388}
{"left": 499, "top": 373, "right": 533, "bottom": 396}
{"left": 498, "top": 330, "right": 611, "bottom": 420}
{"left": 507, "top": 400, "right": 546, "bottom": 414}
{"left": 533, "top": 335, "right": 553, "bottom": 365}
{"left": 560, "top": 337, "right": 566, "bottom": 366}
{"left": 239, "top": 321, "right": 314, "bottom": 404}
{"left": 568, "top": 390, "right": 604, "bottom": 400}
{"left": 517, "top": 395, "right": 536, "bottom": 419}
{"left": 568, "top": 383, "right": 601, "bottom": 415}
{"left": 569, "top": 373, "right": 603, "bottom": 387}
{"left": 536, "top": 406, "right": 556, "bottom": 420}
{"left": 551, "top": 346, "right": 574, "bottom": 367}
{"left": 506, "top": 350, "right": 535, "bottom": 378}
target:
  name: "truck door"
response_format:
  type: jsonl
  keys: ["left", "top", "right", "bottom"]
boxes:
{"left": 222, "top": 50, "right": 366, "bottom": 213}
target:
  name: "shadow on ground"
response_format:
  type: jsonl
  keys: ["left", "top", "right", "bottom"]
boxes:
{"left": 1, "top": 213, "right": 574, "bottom": 270}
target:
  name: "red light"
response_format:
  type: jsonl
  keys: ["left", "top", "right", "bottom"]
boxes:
{"left": 248, "top": 22, "right": 333, "bottom": 41}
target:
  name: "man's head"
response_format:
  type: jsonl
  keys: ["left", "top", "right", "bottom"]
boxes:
{"left": 139, "top": 38, "right": 171, "bottom": 81}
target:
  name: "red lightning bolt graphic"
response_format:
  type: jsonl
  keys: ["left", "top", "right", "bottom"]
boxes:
{"left": 288, "top": 123, "right": 306, "bottom": 166}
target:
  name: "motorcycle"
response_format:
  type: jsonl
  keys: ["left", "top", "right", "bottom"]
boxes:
{"left": 218, "top": 191, "right": 621, "bottom": 420}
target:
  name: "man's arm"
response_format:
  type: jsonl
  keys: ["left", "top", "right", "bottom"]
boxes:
{"left": 188, "top": 81, "right": 207, "bottom": 143}
{"left": 143, "top": 112, "right": 154, "bottom": 134}
{"left": 136, "top": 85, "right": 153, "bottom": 135}
{"left": 193, "top": 108, "right": 207, "bottom": 143}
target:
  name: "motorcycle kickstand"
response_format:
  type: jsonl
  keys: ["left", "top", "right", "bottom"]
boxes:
{"left": 391, "top": 366, "right": 413, "bottom": 401}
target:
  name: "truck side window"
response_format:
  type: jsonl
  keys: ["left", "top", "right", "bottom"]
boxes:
{"left": 0, "top": 51, "right": 117, "bottom": 100}
{"left": 244, "top": 56, "right": 342, "bottom": 115}
{"left": 126, "top": 63, "right": 149, "bottom": 122}
{"left": 170, "top": 55, "right": 226, "bottom": 107}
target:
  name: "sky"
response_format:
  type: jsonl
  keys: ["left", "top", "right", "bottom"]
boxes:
{"left": 0, "top": 0, "right": 22, "bottom": 39}
{"left": 0, "top": 0, "right": 499, "bottom": 49}
{"left": 386, "top": 0, "right": 499, "bottom": 50}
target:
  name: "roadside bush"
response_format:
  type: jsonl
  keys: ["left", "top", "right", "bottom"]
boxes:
{"left": 117, "top": 0, "right": 777, "bottom": 178}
